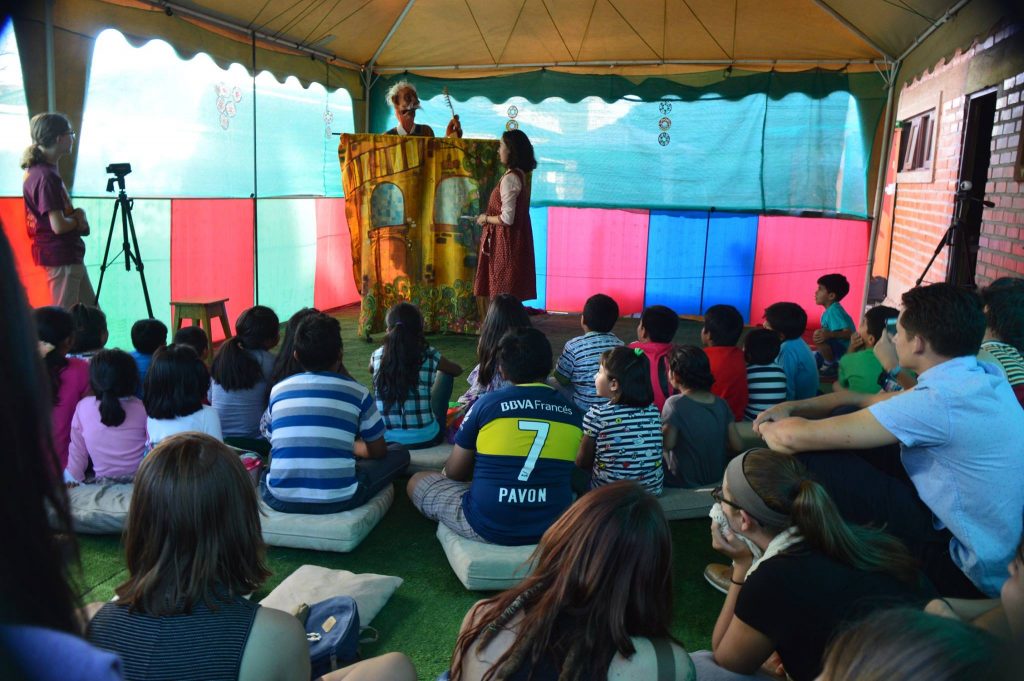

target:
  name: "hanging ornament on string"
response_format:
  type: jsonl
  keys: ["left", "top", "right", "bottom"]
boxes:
{"left": 657, "top": 101, "right": 672, "bottom": 146}
{"left": 506, "top": 104, "right": 519, "bottom": 131}
{"left": 215, "top": 83, "right": 242, "bottom": 130}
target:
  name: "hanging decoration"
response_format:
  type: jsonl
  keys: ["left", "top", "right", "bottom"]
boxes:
{"left": 506, "top": 104, "right": 519, "bottom": 131}
{"left": 658, "top": 101, "right": 672, "bottom": 146}
{"left": 215, "top": 83, "right": 242, "bottom": 130}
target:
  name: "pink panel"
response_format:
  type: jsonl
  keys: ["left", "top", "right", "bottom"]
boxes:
{"left": 545, "top": 207, "right": 649, "bottom": 315}
{"left": 314, "top": 197, "right": 360, "bottom": 311}
{"left": 170, "top": 200, "right": 254, "bottom": 342}
{"left": 749, "top": 216, "right": 870, "bottom": 337}
{"left": 0, "top": 198, "right": 51, "bottom": 307}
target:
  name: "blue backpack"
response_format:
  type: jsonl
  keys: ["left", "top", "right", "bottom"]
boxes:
{"left": 305, "top": 596, "right": 360, "bottom": 678}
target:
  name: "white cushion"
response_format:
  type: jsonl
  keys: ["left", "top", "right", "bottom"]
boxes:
{"left": 260, "top": 565, "right": 402, "bottom": 625}
{"left": 260, "top": 486, "right": 393, "bottom": 553}
{"left": 658, "top": 485, "right": 716, "bottom": 521}
{"left": 407, "top": 443, "right": 450, "bottom": 474}
{"left": 437, "top": 523, "right": 536, "bottom": 591}
{"left": 67, "top": 483, "right": 134, "bottom": 534}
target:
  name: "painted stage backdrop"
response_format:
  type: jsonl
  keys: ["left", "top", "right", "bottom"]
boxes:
{"left": 339, "top": 134, "right": 504, "bottom": 335}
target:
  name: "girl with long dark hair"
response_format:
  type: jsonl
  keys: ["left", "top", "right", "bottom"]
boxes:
{"left": 449, "top": 481, "right": 694, "bottom": 681}
{"left": 696, "top": 448, "right": 930, "bottom": 681}
{"left": 457, "top": 294, "right": 531, "bottom": 406}
{"left": 370, "top": 302, "right": 462, "bottom": 448}
{"left": 210, "top": 305, "right": 279, "bottom": 438}
{"left": 269, "top": 307, "right": 319, "bottom": 387}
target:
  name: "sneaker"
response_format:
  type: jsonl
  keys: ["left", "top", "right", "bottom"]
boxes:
{"left": 818, "top": 363, "right": 838, "bottom": 379}
{"left": 703, "top": 563, "right": 732, "bottom": 594}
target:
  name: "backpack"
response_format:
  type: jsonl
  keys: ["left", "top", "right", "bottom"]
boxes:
{"left": 305, "top": 596, "right": 360, "bottom": 678}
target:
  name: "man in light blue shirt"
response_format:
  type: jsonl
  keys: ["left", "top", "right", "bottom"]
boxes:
{"left": 755, "top": 283, "right": 1024, "bottom": 598}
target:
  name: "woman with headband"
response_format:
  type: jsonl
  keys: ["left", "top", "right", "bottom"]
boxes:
{"left": 693, "top": 448, "right": 931, "bottom": 681}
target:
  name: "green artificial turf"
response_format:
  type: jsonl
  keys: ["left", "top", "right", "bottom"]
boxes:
{"left": 75, "top": 310, "right": 724, "bottom": 680}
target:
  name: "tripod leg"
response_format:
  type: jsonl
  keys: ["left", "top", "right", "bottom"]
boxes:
{"left": 123, "top": 198, "right": 155, "bottom": 319}
{"left": 95, "top": 199, "right": 121, "bottom": 304}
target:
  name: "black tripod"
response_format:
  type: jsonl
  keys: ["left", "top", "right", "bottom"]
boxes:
{"left": 95, "top": 164, "right": 154, "bottom": 318}
{"left": 916, "top": 181, "right": 994, "bottom": 288}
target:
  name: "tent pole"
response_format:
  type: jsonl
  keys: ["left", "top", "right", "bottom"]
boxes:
{"left": 860, "top": 61, "right": 900, "bottom": 318}
{"left": 897, "top": 0, "right": 973, "bottom": 63}
{"left": 374, "top": 58, "right": 885, "bottom": 72}
{"left": 364, "top": 0, "right": 416, "bottom": 133}
{"left": 252, "top": 31, "right": 259, "bottom": 307}
{"left": 811, "top": 0, "right": 894, "bottom": 62}
{"left": 44, "top": 0, "right": 55, "bottom": 109}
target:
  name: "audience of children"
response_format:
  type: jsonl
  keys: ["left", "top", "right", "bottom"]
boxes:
{"left": 811, "top": 273, "right": 856, "bottom": 377}
{"left": 553, "top": 293, "right": 624, "bottom": 410}
{"left": 35, "top": 305, "right": 91, "bottom": 471}
{"left": 763, "top": 301, "right": 818, "bottom": 400}
{"left": 408, "top": 327, "right": 583, "bottom": 546}
{"left": 68, "top": 303, "right": 107, "bottom": 360}
{"left": 263, "top": 312, "right": 410, "bottom": 514}
{"left": 371, "top": 302, "right": 463, "bottom": 448}
{"left": 128, "top": 318, "right": 167, "bottom": 396}
{"left": 143, "top": 343, "right": 222, "bottom": 448}
{"left": 456, "top": 294, "right": 531, "bottom": 406}
{"left": 835, "top": 305, "right": 898, "bottom": 394}
{"left": 628, "top": 304, "right": 680, "bottom": 410}
{"left": 211, "top": 305, "right": 279, "bottom": 439}
{"left": 695, "top": 448, "right": 931, "bottom": 681}
{"left": 576, "top": 346, "right": 664, "bottom": 496}
{"left": 172, "top": 324, "right": 209, "bottom": 361}
{"left": 701, "top": 304, "right": 749, "bottom": 421}
{"left": 741, "top": 328, "right": 787, "bottom": 421}
{"left": 448, "top": 482, "right": 694, "bottom": 681}
{"left": 661, "top": 345, "right": 735, "bottom": 488}
{"left": 65, "top": 349, "right": 147, "bottom": 485}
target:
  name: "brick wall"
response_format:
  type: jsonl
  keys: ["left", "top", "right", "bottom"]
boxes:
{"left": 977, "top": 71, "right": 1024, "bottom": 284}
{"left": 884, "top": 24, "right": 1024, "bottom": 303}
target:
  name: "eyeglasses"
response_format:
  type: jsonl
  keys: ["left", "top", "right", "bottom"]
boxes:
{"left": 62, "top": 130, "right": 76, "bottom": 138}
{"left": 711, "top": 486, "right": 745, "bottom": 513}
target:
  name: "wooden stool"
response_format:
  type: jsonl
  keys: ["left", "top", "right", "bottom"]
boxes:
{"left": 171, "top": 299, "right": 232, "bottom": 357}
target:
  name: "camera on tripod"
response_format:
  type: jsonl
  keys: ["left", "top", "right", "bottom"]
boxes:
{"left": 105, "top": 163, "right": 132, "bottom": 193}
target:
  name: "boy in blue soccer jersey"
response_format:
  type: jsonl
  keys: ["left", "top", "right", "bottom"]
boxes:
{"left": 408, "top": 327, "right": 584, "bottom": 546}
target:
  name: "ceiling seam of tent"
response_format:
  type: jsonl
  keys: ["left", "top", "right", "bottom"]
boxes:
{"left": 677, "top": 0, "right": 730, "bottom": 59}
{"left": 300, "top": 0, "right": 348, "bottom": 46}
{"left": 883, "top": 0, "right": 938, "bottom": 24}
{"left": 811, "top": 0, "right": 895, "bottom": 62}
{"left": 254, "top": 0, "right": 316, "bottom": 40}
{"left": 605, "top": 0, "right": 662, "bottom": 59}
{"left": 462, "top": 0, "right": 498, "bottom": 65}
{"left": 730, "top": 0, "right": 737, "bottom": 59}
{"left": 306, "top": 0, "right": 378, "bottom": 50}
{"left": 575, "top": 0, "right": 600, "bottom": 62}
{"left": 369, "top": 0, "right": 416, "bottom": 69}
{"left": 495, "top": 0, "right": 530, "bottom": 67}
{"left": 270, "top": 0, "right": 325, "bottom": 43}
{"left": 247, "top": 0, "right": 277, "bottom": 30}
{"left": 896, "top": 0, "right": 973, "bottom": 63}
{"left": 538, "top": 0, "right": 574, "bottom": 62}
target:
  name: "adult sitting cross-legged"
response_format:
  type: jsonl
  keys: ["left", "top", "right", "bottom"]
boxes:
{"left": 753, "top": 283, "right": 1024, "bottom": 598}
{"left": 407, "top": 327, "right": 584, "bottom": 546}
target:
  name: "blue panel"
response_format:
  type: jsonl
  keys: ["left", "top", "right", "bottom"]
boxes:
{"left": 522, "top": 207, "right": 547, "bottom": 309}
{"left": 644, "top": 210, "right": 710, "bottom": 316}
{"left": 701, "top": 212, "right": 759, "bottom": 321}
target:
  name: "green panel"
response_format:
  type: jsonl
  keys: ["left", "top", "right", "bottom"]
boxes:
{"left": 76, "top": 197, "right": 172, "bottom": 350}
{"left": 256, "top": 199, "right": 316, "bottom": 320}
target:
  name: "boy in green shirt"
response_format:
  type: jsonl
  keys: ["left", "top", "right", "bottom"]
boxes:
{"left": 836, "top": 305, "right": 899, "bottom": 394}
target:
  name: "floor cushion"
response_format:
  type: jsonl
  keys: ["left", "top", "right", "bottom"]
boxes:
{"left": 260, "top": 565, "right": 402, "bottom": 625}
{"left": 260, "top": 486, "right": 393, "bottom": 553}
{"left": 67, "top": 483, "right": 134, "bottom": 534}
{"left": 658, "top": 485, "right": 716, "bottom": 521}
{"left": 437, "top": 523, "right": 536, "bottom": 591}
{"left": 407, "top": 443, "right": 450, "bottom": 474}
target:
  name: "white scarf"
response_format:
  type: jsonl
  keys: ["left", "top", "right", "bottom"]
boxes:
{"left": 709, "top": 503, "right": 802, "bottom": 578}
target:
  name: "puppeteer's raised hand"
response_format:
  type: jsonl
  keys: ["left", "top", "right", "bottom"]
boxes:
{"left": 445, "top": 115, "right": 463, "bottom": 139}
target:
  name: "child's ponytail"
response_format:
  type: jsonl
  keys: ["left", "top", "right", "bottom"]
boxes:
{"left": 211, "top": 305, "right": 279, "bottom": 391}
{"left": 22, "top": 113, "right": 73, "bottom": 169}
{"left": 375, "top": 303, "right": 428, "bottom": 409}
{"left": 89, "top": 349, "right": 139, "bottom": 427}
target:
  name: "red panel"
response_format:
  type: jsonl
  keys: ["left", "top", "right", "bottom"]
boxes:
{"left": 749, "top": 216, "right": 870, "bottom": 336}
{"left": 314, "top": 197, "right": 360, "bottom": 311}
{"left": 0, "top": 198, "right": 51, "bottom": 307}
{"left": 545, "top": 207, "right": 649, "bottom": 315}
{"left": 170, "top": 200, "right": 254, "bottom": 342}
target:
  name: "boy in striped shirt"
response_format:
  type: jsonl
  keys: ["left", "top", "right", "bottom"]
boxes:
{"left": 553, "top": 293, "right": 624, "bottom": 411}
{"left": 261, "top": 312, "right": 409, "bottom": 514}
{"left": 742, "top": 328, "right": 788, "bottom": 421}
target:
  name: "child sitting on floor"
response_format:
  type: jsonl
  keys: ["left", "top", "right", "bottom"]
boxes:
{"left": 457, "top": 294, "right": 531, "bottom": 406}
{"left": 628, "top": 304, "right": 679, "bottom": 411}
{"left": 173, "top": 325, "right": 209, "bottom": 361}
{"left": 576, "top": 346, "right": 664, "bottom": 496}
{"left": 370, "top": 302, "right": 462, "bottom": 448}
{"left": 35, "top": 305, "right": 90, "bottom": 470}
{"left": 742, "top": 327, "right": 787, "bottom": 421}
{"left": 65, "top": 349, "right": 147, "bottom": 484}
{"left": 143, "top": 343, "right": 222, "bottom": 449}
{"left": 553, "top": 293, "right": 623, "bottom": 411}
{"left": 68, "top": 303, "right": 107, "bottom": 360}
{"left": 836, "top": 305, "right": 899, "bottom": 394}
{"left": 764, "top": 301, "right": 818, "bottom": 400}
{"left": 210, "top": 305, "right": 279, "bottom": 439}
{"left": 812, "top": 273, "right": 856, "bottom": 377}
{"left": 701, "top": 304, "right": 748, "bottom": 421}
{"left": 129, "top": 317, "right": 167, "bottom": 396}
{"left": 661, "top": 345, "right": 733, "bottom": 488}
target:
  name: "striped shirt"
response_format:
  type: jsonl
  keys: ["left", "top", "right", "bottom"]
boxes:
{"left": 371, "top": 345, "right": 442, "bottom": 443}
{"left": 583, "top": 402, "right": 664, "bottom": 495}
{"left": 981, "top": 340, "right": 1024, "bottom": 386}
{"left": 744, "top": 363, "right": 788, "bottom": 421}
{"left": 555, "top": 331, "right": 624, "bottom": 411}
{"left": 265, "top": 371, "right": 385, "bottom": 505}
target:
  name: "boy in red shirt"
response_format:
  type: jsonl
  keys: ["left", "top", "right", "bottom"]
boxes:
{"left": 701, "top": 304, "right": 748, "bottom": 421}
{"left": 628, "top": 305, "right": 679, "bottom": 411}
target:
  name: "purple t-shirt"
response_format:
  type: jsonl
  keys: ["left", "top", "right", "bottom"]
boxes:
{"left": 52, "top": 358, "right": 91, "bottom": 470}
{"left": 23, "top": 163, "right": 85, "bottom": 266}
